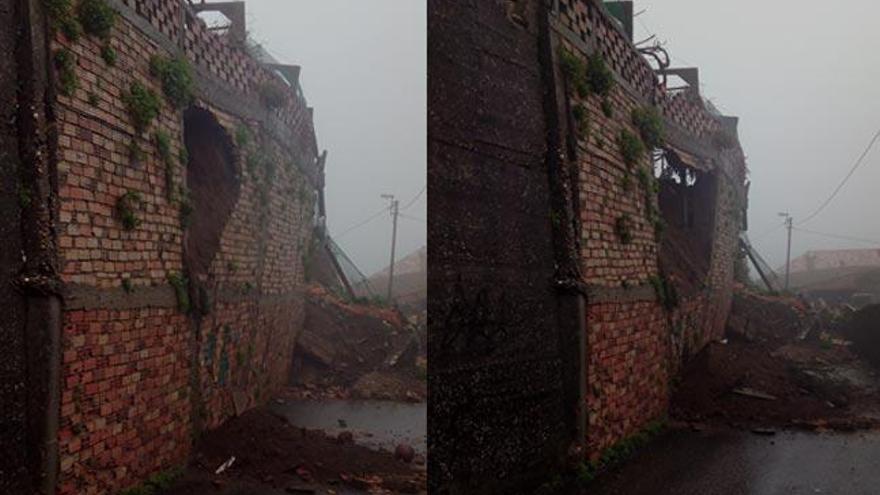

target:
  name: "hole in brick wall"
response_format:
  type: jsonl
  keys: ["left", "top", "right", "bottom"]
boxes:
{"left": 183, "top": 107, "right": 240, "bottom": 280}
{"left": 656, "top": 150, "right": 717, "bottom": 294}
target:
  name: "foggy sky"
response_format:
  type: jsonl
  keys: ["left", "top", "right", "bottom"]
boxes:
{"left": 245, "top": 0, "right": 426, "bottom": 276}
{"left": 634, "top": 0, "right": 880, "bottom": 272}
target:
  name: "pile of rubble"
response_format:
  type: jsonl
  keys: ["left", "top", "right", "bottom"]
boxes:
{"left": 287, "top": 284, "right": 427, "bottom": 402}
{"left": 671, "top": 287, "right": 880, "bottom": 431}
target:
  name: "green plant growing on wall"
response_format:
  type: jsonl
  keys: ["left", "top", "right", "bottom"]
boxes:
{"left": 614, "top": 214, "right": 633, "bottom": 244}
{"left": 87, "top": 92, "right": 99, "bottom": 106}
{"left": 235, "top": 125, "right": 251, "bottom": 147}
{"left": 649, "top": 273, "right": 679, "bottom": 311}
{"left": 127, "top": 140, "right": 145, "bottom": 162}
{"left": 149, "top": 55, "right": 194, "bottom": 108}
{"left": 121, "top": 278, "right": 134, "bottom": 294}
{"left": 155, "top": 130, "right": 172, "bottom": 162}
{"left": 586, "top": 54, "right": 614, "bottom": 97}
{"left": 631, "top": 106, "right": 664, "bottom": 149}
{"left": 572, "top": 104, "right": 590, "bottom": 139}
{"left": 652, "top": 216, "right": 666, "bottom": 239}
{"left": 101, "top": 44, "right": 117, "bottom": 66}
{"left": 77, "top": 0, "right": 116, "bottom": 39}
{"left": 155, "top": 130, "right": 177, "bottom": 196}
{"left": 178, "top": 185, "right": 193, "bottom": 228}
{"left": 115, "top": 191, "right": 142, "bottom": 230}
{"left": 53, "top": 48, "right": 78, "bottom": 97}
{"left": 601, "top": 97, "right": 614, "bottom": 118}
{"left": 636, "top": 166, "right": 653, "bottom": 192}
{"left": 123, "top": 81, "right": 160, "bottom": 133}
{"left": 167, "top": 272, "right": 190, "bottom": 313}
{"left": 618, "top": 129, "right": 645, "bottom": 167}
{"left": 558, "top": 46, "right": 589, "bottom": 97}
{"left": 18, "top": 185, "right": 32, "bottom": 209}
{"left": 178, "top": 147, "right": 188, "bottom": 166}
{"left": 620, "top": 172, "right": 632, "bottom": 192}
{"left": 44, "top": 0, "right": 81, "bottom": 40}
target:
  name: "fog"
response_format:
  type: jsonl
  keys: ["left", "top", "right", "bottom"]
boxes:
{"left": 635, "top": 0, "right": 880, "bottom": 272}
{"left": 244, "top": 0, "right": 426, "bottom": 276}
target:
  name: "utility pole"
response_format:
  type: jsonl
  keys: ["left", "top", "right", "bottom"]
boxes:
{"left": 779, "top": 212, "right": 793, "bottom": 291}
{"left": 382, "top": 194, "right": 399, "bottom": 303}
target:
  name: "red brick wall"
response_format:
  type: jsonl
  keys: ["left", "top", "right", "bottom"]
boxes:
{"left": 552, "top": 1, "right": 748, "bottom": 456}
{"left": 49, "top": 1, "right": 318, "bottom": 493}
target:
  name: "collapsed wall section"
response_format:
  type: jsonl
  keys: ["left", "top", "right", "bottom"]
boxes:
{"left": 40, "top": 0, "right": 321, "bottom": 493}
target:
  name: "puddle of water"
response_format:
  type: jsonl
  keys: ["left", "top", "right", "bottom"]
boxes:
{"left": 269, "top": 399, "right": 427, "bottom": 455}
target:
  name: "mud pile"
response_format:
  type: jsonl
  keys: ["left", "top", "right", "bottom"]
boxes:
{"left": 288, "top": 284, "right": 427, "bottom": 401}
{"left": 672, "top": 288, "right": 880, "bottom": 430}
{"left": 163, "top": 408, "right": 426, "bottom": 494}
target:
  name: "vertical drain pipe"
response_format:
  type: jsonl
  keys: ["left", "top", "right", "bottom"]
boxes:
{"left": 17, "top": 0, "right": 63, "bottom": 492}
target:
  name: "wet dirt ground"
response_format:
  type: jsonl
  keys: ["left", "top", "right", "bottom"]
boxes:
{"left": 161, "top": 398, "right": 427, "bottom": 495}
{"left": 269, "top": 399, "right": 427, "bottom": 455}
{"left": 590, "top": 427, "right": 880, "bottom": 495}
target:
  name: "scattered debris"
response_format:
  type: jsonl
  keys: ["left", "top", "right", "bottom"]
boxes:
{"left": 287, "top": 284, "right": 426, "bottom": 402}
{"left": 160, "top": 408, "right": 426, "bottom": 494}
{"left": 214, "top": 456, "right": 235, "bottom": 474}
{"left": 732, "top": 388, "right": 777, "bottom": 401}
{"left": 672, "top": 287, "right": 880, "bottom": 430}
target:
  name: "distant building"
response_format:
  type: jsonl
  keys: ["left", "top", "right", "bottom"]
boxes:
{"left": 787, "top": 249, "right": 880, "bottom": 304}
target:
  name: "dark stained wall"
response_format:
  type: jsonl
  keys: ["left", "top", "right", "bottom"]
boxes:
{"left": 428, "top": 0, "right": 576, "bottom": 492}
{"left": 0, "top": 0, "right": 30, "bottom": 490}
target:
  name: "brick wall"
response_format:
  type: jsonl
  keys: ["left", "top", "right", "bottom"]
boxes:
{"left": 552, "top": 0, "right": 748, "bottom": 456}
{"left": 429, "top": 0, "right": 748, "bottom": 491}
{"left": 44, "top": 1, "right": 320, "bottom": 493}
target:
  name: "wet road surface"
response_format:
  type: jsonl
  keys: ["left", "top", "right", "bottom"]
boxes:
{"left": 591, "top": 428, "right": 880, "bottom": 495}
{"left": 269, "top": 399, "right": 427, "bottom": 455}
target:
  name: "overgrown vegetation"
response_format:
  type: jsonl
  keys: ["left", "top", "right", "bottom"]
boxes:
{"left": 537, "top": 420, "right": 667, "bottom": 492}
{"left": 618, "top": 129, "right": 645, "bottom": 167}
{"left": 167, "top": 272, "right": 190, "bottom": 314}
{"left": 127, "top": 140, "right": 145, "bottom": 163}
{"left": 149, "top": 55, "right": 194, "bottom": 108}
{"left": 121, "top": 278, "right": 134, "bottom": 294}
{"left": 44, "top": 0, "right": 81, "bottom": 41}
{"left": 119, "top": 466, "right": 184, "bottom": 495}
{"left": 155, "top": 130, "right": 176, "bottom": 196}
{"left": 77, "top": 0, "right": 116, "bottom": 40}
{"left": 115, "top": 191, "right": 142, "bottom": 230}
{"left": 53, "top": 48, "right": 78, "bottom": 97}
{"left": 614, "top": 214, "right": 633, "bottom": 244}
{"left": 649, "top": 272, "right": 679, "bottom": 311}
{"left": 572, "top": 104, "right": 589, "bottom": 139}
{"left": 558, "top": 46, "right": 589, "bottom": 97}
{"left": 100, "top": 44, "right": 117, "bottom": 66}
{"left": 178, "top": 185, "right": 193, "bottom": 228}
{"left": 601, "top": 97, "right": 614, "bottom": 118}
{"left": 87, "top": 92, "right": 99, "bottom": 106}
{"left": 585, "top": 54, "right": 614, "bottom": 97}
{"left": 631, "top": 106, "right": 664, "bottom": 149}
{"left": 18, "top": 185, "right": 32, "bottom": 209}
{"left": 123, "top": 82, "right": 161, "bottom": 133}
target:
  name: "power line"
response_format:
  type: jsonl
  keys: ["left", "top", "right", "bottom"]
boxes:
{"left": 334, "top": 207, "right": 388, "bottom": 238}
{"left": 401, "top": 185, "right": 426, "bottom": 211}
{"left": 798, "top": 128, "right": 880, "bottom": 226}
{"left": 752, "top": 221, "right": 786, "bottom": 242}
{"left": 793, "top": 227, "right": 880, "bottom": 246}
{"left": 399, "top": 213, "right": 426, "bottom": 224}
